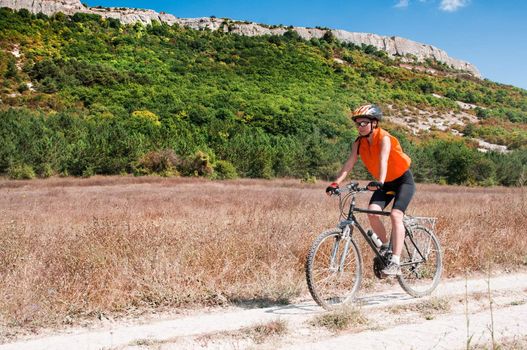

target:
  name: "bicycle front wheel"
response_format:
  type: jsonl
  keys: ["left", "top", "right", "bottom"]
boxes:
{"left": 397, "top": 226, "right": 442, "bottom": 297}
{"left": 305, "top": 229, "right": 362, "bottom": 310}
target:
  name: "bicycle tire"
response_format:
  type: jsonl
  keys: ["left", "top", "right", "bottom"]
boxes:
{"left": 305, "top": 229, "right": 363, "bottom": 310}
{"left": 397, "top": 225, "right": 442, "bottom": 297}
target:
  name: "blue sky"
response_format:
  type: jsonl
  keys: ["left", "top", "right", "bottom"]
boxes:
{"left": 85, "top": 0, "right": 527, "bottom": 90}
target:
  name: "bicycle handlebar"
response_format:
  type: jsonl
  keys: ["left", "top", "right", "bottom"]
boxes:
{"left": 334, "top": 182, "right": 370, "bottom": 195}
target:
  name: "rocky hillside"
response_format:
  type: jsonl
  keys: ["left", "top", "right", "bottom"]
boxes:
{"left": 0, "top": 5, "right": 526, "bottom": 185}
{"left": 0, "top": 0, "right": 480, "bottom": 76}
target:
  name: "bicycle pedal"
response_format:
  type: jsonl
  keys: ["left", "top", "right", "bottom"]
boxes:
{"left": 372, "top": 256, "right": 386, "bottom": 279}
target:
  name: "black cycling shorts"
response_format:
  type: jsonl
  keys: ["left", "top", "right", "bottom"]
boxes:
{"left": 369, "top": 169, "right": 415, "bottom": 213}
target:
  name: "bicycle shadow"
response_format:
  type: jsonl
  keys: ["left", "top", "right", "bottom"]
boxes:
{"left": 261, "top": 291, "right": 413, "bottom": 316}
{"left": 355, "top": 292, "right": 412, "bottom": 306}
{"left": 230, "top": 291, "right": 413, "bottom": 316}
{"left": 264, "top": 301, "right": 321, "bottom": 315}
{"left": 230, "top": 297, "right": 295, "bottom": 310}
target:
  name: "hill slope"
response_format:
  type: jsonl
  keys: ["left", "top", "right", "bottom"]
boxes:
{"left": 0, "top": 0, "right": 483, "bottom": 76}
{"left": 0, "top": 8, "right": 526, "bottom": 185}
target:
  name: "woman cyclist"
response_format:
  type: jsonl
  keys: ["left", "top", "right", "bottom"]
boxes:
{"left": 326, "top": 104, "right": 416, "bottom": 276}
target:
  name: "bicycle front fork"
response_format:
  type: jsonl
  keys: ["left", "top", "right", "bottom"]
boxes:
{"left": 329, "top": 225, "right": 352, "bottom": 272}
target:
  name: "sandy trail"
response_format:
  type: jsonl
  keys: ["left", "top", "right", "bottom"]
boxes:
{"left": 285, "top": 303, "right": 527, "bottom": 350}
{"left": 1, "top": 273, "right": 526, "bottom": 350}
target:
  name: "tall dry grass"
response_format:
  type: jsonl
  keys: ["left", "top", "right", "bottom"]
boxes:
{"left": 0, "top": 177, "right": 525, "bottom": 330}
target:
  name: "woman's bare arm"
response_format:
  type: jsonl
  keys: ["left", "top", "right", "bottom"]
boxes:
{"left": 378, "top": 135, "right": 391, "bottom": 183}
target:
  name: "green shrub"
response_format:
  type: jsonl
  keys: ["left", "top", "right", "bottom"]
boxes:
{"left": 213, "top": 160, "right": 238, "bottom": 179}
{"left": 322, "top": 31, "right": 336, "bottom": 43}
{"left": 36, "top": 163, "right": 54, "bottom": 178}
{"left": 82, "top": 166, "right": 95, "bottom": 178}
{"left": 4, "top": 56, "right": 18, "bottom": 79}
{"left": 17, "top": 83, "right": 29, "bottom": 93}
{"left": 475, "top": 107, "right": 489, "bottom": 120}
{"left": 180, "top": 151, "right": 213, "bottom": 177}
{"left": 8, "top": 164, "right": 35, "bottom": 179}
{"left": 301, "top": 173, "right": 317, "bottom": 184}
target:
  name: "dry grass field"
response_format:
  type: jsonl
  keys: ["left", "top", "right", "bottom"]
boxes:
{"left": 0, "top": 176, "right": 526, "bottom": 332}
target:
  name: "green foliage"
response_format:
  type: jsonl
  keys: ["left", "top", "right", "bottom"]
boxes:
{"left": 8, "top": 163, "right": 35, "bottom": 179}
{"left": 30, "top": 58, "right": 130, "bottom": 91}
{"left": 0, "top": 8, "right": 526, "bottom": 185}
{"left": 37, "top": 163, "right": 54, "bottom": 178}
{"left": 4, "top": 55, "right": 18, "bottom": 80}
{"left": 411, "top": 140, "right": 474, "bottom": 184}
{"left": 213, "top": 160, "right": 238, "bottom": 180}
{"left": 301, "top": 173, "right": 317, "bottom": 184}
{"left": 467, "top": 122, "right": 527, "bottom": 149}
{"left": 462, "top": 123, "right": 475, "bottom": 137}
{"left": 131, "top": 110, "right": 161, "bottom": 127}
{"left": 223, "top": 128, "right": 274, "bottom": 178}
{"left": 17, "top": 82, "right": 28, "bottom": 93}
{"left": 322, "top": 30, "right": 336, "bottom": 43}
{"left": 283, "top": 29, "right": 301, "bottom": 42}
{"left": 181, "top": 151, "right": 214, "bottom": 177}
{"left": 410, "top": 138, "right": 527, "bottom": 186}
{"left": 487, "top": 150, "right": 527, "bottom": 186}
{"left": 475, "top": 107, "right": 489, "bottom": 120}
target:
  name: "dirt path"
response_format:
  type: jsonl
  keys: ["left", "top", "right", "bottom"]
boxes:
{"left": 2, "top": 273, "right": 526, "bottom": 350}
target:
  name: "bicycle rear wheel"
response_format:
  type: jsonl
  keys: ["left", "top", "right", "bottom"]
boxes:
{"left": 305, "top": 229, "right": 362, "bottom": 309}
{"left": 397, "top": 226, "right": 442, "bottom": 297}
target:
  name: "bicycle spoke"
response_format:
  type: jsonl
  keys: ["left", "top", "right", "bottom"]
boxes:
{"left": 306, "top": 230, "right": 362, "bottom": 309}
{"left": 397, "top": 226, "right": 442, "bottom": 297}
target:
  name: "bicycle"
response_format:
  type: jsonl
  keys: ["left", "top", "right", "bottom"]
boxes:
{"left": 305, "top": 181, "right": 442, "bottom": 310}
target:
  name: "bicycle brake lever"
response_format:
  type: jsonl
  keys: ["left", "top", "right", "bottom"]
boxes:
{"left": 348, "top": 182, "right": 359, "bottom": 191}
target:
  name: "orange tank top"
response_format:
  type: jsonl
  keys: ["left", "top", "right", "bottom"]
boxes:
{"left": 357, "top": 128, "right": 411, "bottom": 182}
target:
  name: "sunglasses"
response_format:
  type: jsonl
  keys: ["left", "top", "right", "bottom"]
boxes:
{"left": 355, "top": 120, "right": 371, "bottom": 128}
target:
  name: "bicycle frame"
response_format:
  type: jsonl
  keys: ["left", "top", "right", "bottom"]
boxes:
{"left": 333, "top": 184, "right": 428, "bottom": 270}
{"left": 340, "top": 190, "right": 390, "bottom": 263}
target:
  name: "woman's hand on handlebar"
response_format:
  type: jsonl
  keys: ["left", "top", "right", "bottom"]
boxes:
{"left": 325, "top": 182, "right": 339, "bottom": 196}
{"left": 367, "top": 181, "right": 383, "bottom": 191}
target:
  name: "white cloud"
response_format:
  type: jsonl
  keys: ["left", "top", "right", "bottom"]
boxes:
{"left": 395, "top": 0, "right": 409, "bottom": 8}
{"left": 395, "top": 0, "right": 469, "bottom": 12}
{"left": 440, "top": 0, "right": 469, "bottom": 12}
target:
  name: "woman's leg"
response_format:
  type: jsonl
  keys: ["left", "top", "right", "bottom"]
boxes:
{"left": 383, "top": 171, "right": 416, "bottom": 275}
{"left": 368, "top": 189, "right": 393, "bottom": 244}
{"left": 387, "top": 171, "right": 416, "bottom": 266}
{"left": 368, "top": 203, "right": 388, "bottom": 243}
{"left": 390, "top": 208, "right": 405, "bottom": 257}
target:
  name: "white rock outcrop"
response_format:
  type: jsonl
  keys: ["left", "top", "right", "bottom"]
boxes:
{"left": 0, "top": 0, "right": 84, "bottom": 15}
{"left": 0, "top": 0, "right": 481, "bottom": 77}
